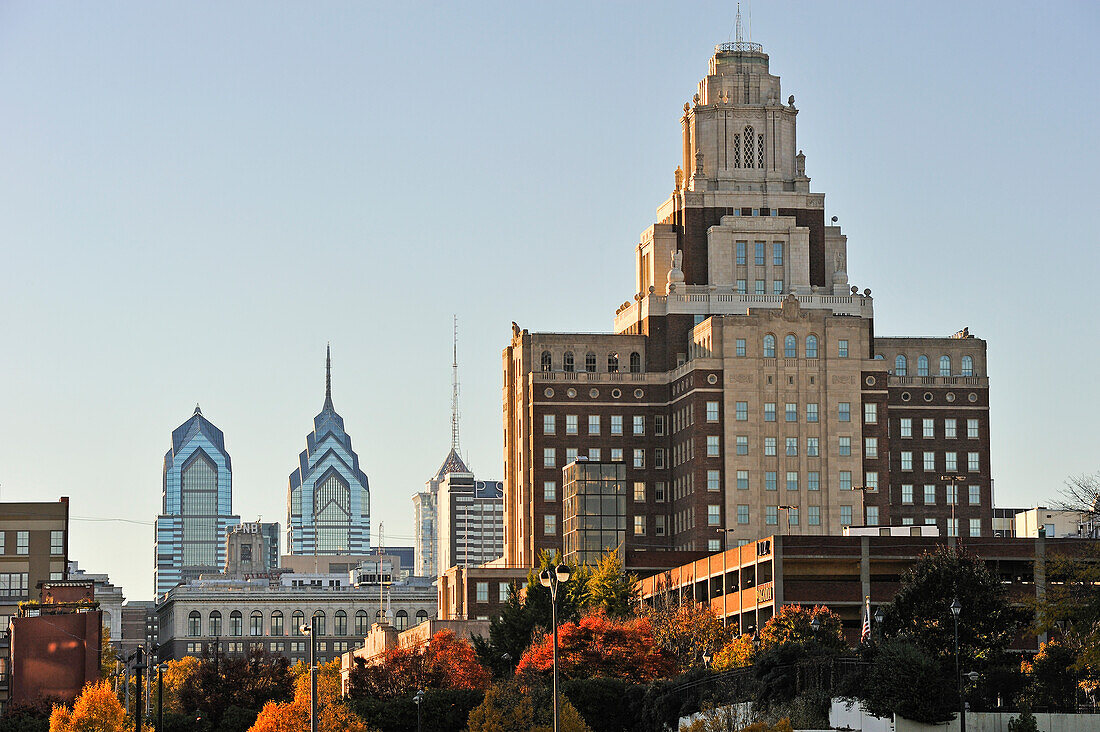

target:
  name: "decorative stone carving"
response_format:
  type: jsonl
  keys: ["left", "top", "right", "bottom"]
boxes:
{"left": 674, "top": 166, "right": 683, "bottom": 192}
{"left": 694, "top": 150, "right": 705, "bottom": 177}
{"left": 795, "top": 150, "right": 806, "bottom": 177}
{"left": 780, "top": 294, "right": 802, "bottom": 321}
{"left": 666, "top": 250, "right": 685, "bottom": 294}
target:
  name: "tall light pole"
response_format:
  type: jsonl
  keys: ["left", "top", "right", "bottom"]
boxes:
{"left": 413, "top": 689, "right": 425, "bottom": 732}
{"left": 715, "top": 528, "right": 735, "bottom": 626}
{"left": 300, "top": 621, "right": 318, "bottom": 732}
{"left": 940, "top": 474, "right": 966, "bottom": 538}
{"left": 132, "top": 645, "right": 146, "bottom": 732}
{"left": 851, "top": 485, "right": 873, "bottom": 526}
{"left": 156, "top": 662, "right": 166, "bottom": 732}
{"left": 951, "top": 597, "right": 965, "bottom": 732}
{"left": 539, "top": 563, "right": 572, "bottom": 732}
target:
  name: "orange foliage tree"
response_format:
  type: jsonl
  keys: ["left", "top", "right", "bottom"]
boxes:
{"left": 712, "top": 633, "right": 756, "bottom": 671}
{"left": 348, "top": 629, "right": 489, "bottom": 698}
{"left": 516, "top": 610, "right": 673, "bottom": 682}
{"left": 640, "top": 600, "right": 733, "bottom": 672}
{"left": 757, "top": 604, "right": 845, "bottom": 650}
{"left": 248, "top": 660, "right": 369, "bottom": 732}
{"left": 49, "top": 681, "right": 129, "bottom": 732}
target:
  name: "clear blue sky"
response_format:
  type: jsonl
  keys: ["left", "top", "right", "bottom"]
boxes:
{"left": 1, "top": 2, "right": 1097, "bottom": 601}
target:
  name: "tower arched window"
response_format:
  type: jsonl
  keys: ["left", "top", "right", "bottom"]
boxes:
{"left": 292, "top": 610, "right": 305, "bottom": 635}
{"left": 354, "top": 610, "right": 368, "bottom": 635}
{"left": 249, "top": 610, "right": 263, "bottom": 637}
{"left": 607, "top": 353, "right": 619, "bottom": 373}
{"left": 270, "top": 610, "right": 284, "bottom": 636}
{"left": 585, "top": 352, "right": 597, "bottom": 372}
{"left": 395, "top": 610, "right": 408, "bottom": 630}
{"left": 763, "top": 334, "right": 776, "bottom": 358}
{"left": 743, "top": 126, "right": 755, "bottom": 168}
{"left": 805, "top": 335, "right": 818, "bottom": 359}
{"left": 208, "top": 610, "right": 222, "bottom": 637}
{"left": 917, "top": 355, "right": 929, "bottom": 377}
{"left": 563, "top": 352, "right": 574, "bottom": 373}
{"left": 188, "top": 611, "right": 201, "bottom": 637}
{"left": 334, "top": 610, "right": 347, "bottom": 636}
{"left": 961, "top": 355, "right": 974, "bottom": 377}
{"left": 895, "top": 355, "right": 907, "bottom": 376}
{"left": 733, "top": 133, "right": 742, "bottom": 168}
{"left": 758, "top": 132, "right": 766, "bottom": 168}
{"left": 540, "top": 351, "right": 552, "bottom": 372}
{"left": 415, "top": 610, "right": 429, "bottom": 625}
{"left": 784, "top": 335, "right": 797, "bottom": 358}
{"left": 629, "top": 352, "right": 642, "bottom": 373}
{"left": 229, "top": 610, "right": 243, "bottom": 637}
{"left": 939, "top": 356, "right": 951, "bottom": 376}
{"left": 312, "top": 610, "right": 326, "bottom": 636}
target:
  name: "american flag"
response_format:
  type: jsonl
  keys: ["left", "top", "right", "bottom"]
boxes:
{"left": 861, "top": 596, "right": 872, "bottom": 643}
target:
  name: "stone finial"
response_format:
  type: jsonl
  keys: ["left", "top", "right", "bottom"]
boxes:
{"left": 694, "top": 150, "right": 705, "bottom": 177}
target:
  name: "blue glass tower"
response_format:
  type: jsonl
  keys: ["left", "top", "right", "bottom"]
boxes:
{"left": 155, "top": 406, "right": 240, "bottom": 597}
{"left": 287, "top": 347, "right": 370, "bottom": 554}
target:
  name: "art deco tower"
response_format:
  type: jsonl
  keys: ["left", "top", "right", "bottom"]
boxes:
{"left": 155, "top": 406, "right": 240, "bottom": 596}
{"left": 287, "top": 347, "right": 371, "bottom": 555}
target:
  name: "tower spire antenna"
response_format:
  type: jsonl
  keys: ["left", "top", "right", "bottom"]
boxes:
{"left": 735, "top": 2, "right": 743, "bottom": 44}
{"left": 451, "top": 315, "right": 460, "bottom": 452}
{"left": 324, "top": 343, "right": 333, "bottom": 410}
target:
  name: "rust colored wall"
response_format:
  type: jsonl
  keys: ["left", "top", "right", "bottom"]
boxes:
{"left": 10, "top": 611, "right": 101, "bottom": 705}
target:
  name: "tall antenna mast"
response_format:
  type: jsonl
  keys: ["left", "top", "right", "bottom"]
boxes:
{"left": 451, "top": 315, "right": 461, "bottom": 452}
{"left": 735, "top": 2, "right": 743, "bottom": 44}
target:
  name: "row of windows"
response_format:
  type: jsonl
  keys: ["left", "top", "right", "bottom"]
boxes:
{"left": 734, "top": 241, "right": 786, "bottom": 267}
{"left": 734, "top": 336, "right": 848, "bottom": 358}
{"left": 899, "top": 451, "right": 982, "bottom": 472}
{"left": 186, "top": 640, "right": 354, "bottom": 655}
{"left": 894, "top": 354, "right": 976, "bottom": 377}
{"left": 900, "top": 484, "right": 982, "bottom": 506}
{"left": 540, "top": 351, "right": 642, "bottom": 373}
{"left": 734, "top": 401, "right": 864, "bottom": 422}
{"left": 185, "top": 608, "right": 430, "bottom": 638}
{"left": 727, "top": 506, "right": 984, "bottom": 536}
{"left": 899, "top": 418, "right": 981, "bottom": 439}
{"left": 543, "top": 414, "right": 652, "bottom": 435}
{"left": 542, "top": 448, "right": 648, "bottom": 468}
{"left": 474, "top": 581, "right": 515, "bottom": 604}
{"left": 0, "top": 531, "right": 46, "bottom": 556}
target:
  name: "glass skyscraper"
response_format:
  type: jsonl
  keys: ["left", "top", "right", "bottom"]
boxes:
{"left": 287, "top": 348, "right": 370, "bottom": 555}
{"left": 155, "top": 406, "right": 240, "bottom": 597}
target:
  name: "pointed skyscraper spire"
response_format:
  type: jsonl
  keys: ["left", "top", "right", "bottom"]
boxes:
{"left": 324, "top": 343, "right": 334, "bottom": 411}
{"left": 194, "top": 403, "right": 202, "bottom": 416}
{"left": 451, "top": 315, "right": 461, "bottom": 452}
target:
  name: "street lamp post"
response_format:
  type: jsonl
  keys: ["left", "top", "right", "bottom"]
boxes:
{"left": 951, "top": 598, "right": 965, "bottom": 732}
{"left": 940, "top": 474, "right": 967, "bottom": 538}
{"left": 156, "top": 662, "right": 166, "bottom": 732}
{"left": 413, "top": 689, "right": 425, "bottom": 732}
{"left": 874, "top": 607, "right": 884, "bottom": 643}
{"left": 715, "top": 528, "right": 735, "bottom": 626}
{"left": 851, "top": 486, "right": 874, "bottom": 526}
{"left": 132, "top": 645, "right": 146, "bottom": 732}
{"left": 539, "top": 563, "right": 572, "bottom": 732}
{"left": 300, "top": 622, "right": 318, "bottom": 732}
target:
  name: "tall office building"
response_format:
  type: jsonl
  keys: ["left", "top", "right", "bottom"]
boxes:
{"left": 155, "top": 407, "right": 240, "bottom": 596}
{"left": 502, "top": 39, "right": 992, "bottom": 569}
{"left": 287, "top": 347, "right": 371, "bottom": 555}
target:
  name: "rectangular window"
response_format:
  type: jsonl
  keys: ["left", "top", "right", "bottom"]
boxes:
{"left": 736, "top": 241, "right": 747, "bottom": 265}
{"left": 865, "top": 471, "right": 879, "bottom": 490}
{"left": 840, "top": 505, "right": 853, "bottom": 526}
{"left": 655, "top": 516, "right": 666, "bottom": 536}
{"left": 499, "top": 583, "right": 510, "bottom": 602}
{"left": 947, "top": 484, "right": 957, "bottom": 505}
{"left": 706, "top": 436, "right": 720, "bottom": 457}
{"left": 839, "top": 436, "right": 851, "bottom": 456}
{"left": 945, "top": 419, "right": 957, "bottom": 439}
{"left": 902, "top": 518, "right": 914, "bottom": 526}
{"left": 765, "top": 506, "right": 778, "bottom": 525}
{"left": 16, "top": 531, "right": 28, "bottom": 555}
{"left": 926, "top": 518, "right": 937, "bottom": 526}
{"left": 611, "top": 448, "right": 623, "bottom": 462}
{"left": 50, "top": 530, "right": 64, "bottom": 556}
{"left": 736, "top": 470, "right": 749, "bottom": 490}
{"left": 968, "top": 452, "right": 980, "bottom": 472}
{"left": 707, "top": 505, "right": 721, "bottom": 526}
{"left": 0, "top": 532, "right": 4, "bottom": 553}
{"left": 588, "top": 415, "right": 600, "bottom": 434}
{"left": 764, "top": 403, "right": 776, "bottom": 422}
{"left": 543, "top": 414, "right": 556, "bottom": 434}
{"left": 788, "top": 507, "right": 799, "bottom": 525}
{"left": 969, "top": 519, "right": 981, "bottom": 537}
{"left": 737, "top": 505, "right": 750, "bottom": 524}
{"left": 969, "top": 485, "right": 980, "bottom": 506}
{"left": 707, "top": 470, "right": 720, "bottom": 491}
{"left": 755, "top": 241, "right": 765, "bottom": 266}
{"left": 901, "top": 418, "right": 912, "bottom": 438}
{"left": 735, "top": 402, "right": 748, "bottom": 421}
{"left": 924, "top": 485, "right": 936, "bottom": 504}
{"left": 736, "top": 436, "right": 748, "bottom": 455}
{"left": 838, "top": 340, "right": 849, "bottom": 358}
{"left": 633, "top": 482, "right": 646, "bottom": 502}
{"left": 786, "top": 471, "right": 799, "bottom": 491}
{"left": 544, "top": 515, "right": 557, "bottom": 535}
{"left": 633, "top": 449, "right": 645, "bottom": 468}
{"left": 765, "top": 472, "right": 777, "bottom": 491}
{"left": 902, "top": 484, "right": 914, "bottom": 504}
{"left": 967, "top": 419, "right": 979, "bottom": 439}
{"left": 633, "top": 416, "right": 645, "bottom": 435}
{"left": 706, "top": 401, "right": 719, "bottom": 422}
{"left": 867, "top": 506, "right": 879, "bottom": 526}
{"left": 838, "top": 403, "right": 851, "bottom": 422}
{"left": 808, "top": 471, "right": 820, "bottom": 491}
{"left": 924, "top": 452, "right": 936, "bottom": 471}
{"left": 736, "top": 338, "right": 746, "bottom": 356}
{"left": 840, "top": 471, "right": 852, "bottom": 491}
{"left": 806, "top": 403, "right": 818, "bottom": 422}
{"left": 923, "top": 419, "right": 934, "bottom": 438}
{"left": 634, "top": 516, "right": 646, "bottom": 536}
{"left": 807, "top": 437, "right": 819, "bottom": 457}
{"left": 785, "top": 403, "right": 797, "bottom": 422}
{"left": 772, "top": 242, "right": 784, "bottom": 266}
{"left": 785, "top": 437, "right": 798, "bottom": 456}
{"left": 773, "top": 280, "right": 784, "bottom": 295}
{"left": 948, "top": 518, "right": 958, "bottom": 537}
{"left": 588, "top": 448, "right": 601, "bottom": 461}
{"left": 566, "top": 415, "right": 578, "bottom": 434}
{"left": 566, "top": 447, "right": 578, "bottom": 463}
{"left": 865, "top": 437, "right": 878, "bottom": 458}
{"left": 476, "top": 582, "right": 489, "bottom": 602}
{"left": 654, "top": 448, "right": 666, "bottom": 469}
{"left": 945, "top": 452, "right": 957, "bottom": 471}
{"left": 808, "top": 506, "right": 821, "bottom": 526}
{"left": 902, "top": 451, "right": 913, "bottom": 470}
{"left": 610, "top": 415, "right": 623, "bottom": 435}
{"left": 864, "top": 403, "right": 877, "bottom": 424}
{"left": 755, "top": 280, "right": 765, "bottom": 295}
{"left": 543, "top": 481, "right": 556, "bottom": 501}
{"left": 764, "top": 437, "right": 776, "bottom": 456}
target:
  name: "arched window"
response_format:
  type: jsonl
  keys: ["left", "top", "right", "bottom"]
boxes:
{"left": 354, "top": 610, "right": 369, "bottom": 635}
{"left": 743, "top": 126, "right": 755, "bottom": 168}
{"left": 784, "top": 335, "right": 797, "bottom": 358}
{"left": 895, "top": 355, "right": 907, "bottom": 376}
{"left": 917, "top": 355, "right": 929, "bottom": 377}
{"left": 229, "top": 610, "right": 243, "bottom": 637}
{"left": 607, "top": 353, "right": 619, "bottom": 372}
{"left": 961, "top": 355, "right": 974, "bottom": 377}
{"left": 270, "top": 610, "right": 284, "bottom": 637}
{"left": 563, "top": 351, "right": 574, "bottom": 373}
{"left": 395, "top": 610, "right": 408, "bottom": 631}
{"left": 415, "top": 610, "right": 429, "bottom": 625}
{"left": 249, "top": 611, "right": 263, "bottom": 637}
{"left": 334, "top": 610, "right": 347, "bottom": 636}
{"left": 939, "top": 356, "right": 951, "bottom": 376}
{"left": 805, "top": 336, "right": 818, "bottom": 359}
{"left": 763, "top": 335, "right": 776, "bottom": 358}
{"left": 540, "top": 351, "right": 552, "bottom": 372}
{"left": 585, "top": 352, "right": 597, "bottom": 372}
{"left": 188, "top": 611, "right": 201, "bottom": 637}
{"left": 292, "top": 610, "right": 305, "bottom": 636}
{"left": 629, "top": 352, "right": 642, "bottom": 373}
{"left": 208, "top": 610, "right": 222, "bottom": 637}
{"left": 312, "top": 610, "right": 326, "bottom": 636}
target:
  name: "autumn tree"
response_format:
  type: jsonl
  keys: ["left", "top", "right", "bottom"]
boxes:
{"left": 98, "top": 629, "right": 118, "bottom": 680}
{"left": 1019, "top": 639, "right": 1079, "bottom": 711}
{"left": 49, "top": 681, "right": 128, "bottom": 732}
{"left": 639, "top": 599, "right": 732, "bottom": 672}
{"left": 155, "top": 656, "right": 201, "bottom": 715}
{"left": 466, "top": 680, "right": 591, "bottom": 732}
{"left": 757, "top": 605, "right": 845, "bottom": 650}
{"left": 249, "top": 660, "right": 369, "bottom": 732}
{"left": 348, "top": 629, "right": 489, "bottom": 698}
{"left": 177, "top": 646, "right": 293, "bottom": 727}
{"left": 581, "top": 551, "right": 638, "bottom": 618}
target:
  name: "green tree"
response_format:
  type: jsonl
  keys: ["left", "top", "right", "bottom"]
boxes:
{"left": 176, "top": 647, "right": 292, "bottom": 729}
{"left": 859, "top": 639, "right": 956, "bottom": 723}
{"left": 581, "top": 551, "right": 638, "bottom": 618}
{"left": 466, "top": 680, "right": 591, "bottom": 732}
{"left": 1020, "top": 640, "right": 1079, "bottom": 711}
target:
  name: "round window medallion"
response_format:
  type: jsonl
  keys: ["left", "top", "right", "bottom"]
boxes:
{"left": 968, "top": 392, "right": 978, "bottom": 403}
{"left": 566, "top": 388, "right": 577, "bottom": 399}
{"left": 544, "top": 388, "right": 554, "bottom": 398}
{"left": 865, "top": 376, "right": 876, "bottom": 386}
{"left": 634, "top": 388, "right": 644, "bottom": 399}
{"left": 707, "top": 374, "right": 718, "bottom": 385}
{"left": 589, "top": 388, "right": 599, "bottom": 398}
{"left": 611, "top": 388, "right": 622, "bottom": 399}
{"left": 901, "top": 391, "right": 911, "bottom": 402}
{"left": 923, "top": 392, "right": 934, "bottom": 402}
{"left": 946, "top": 392, "right": 956, "bottom": 402}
